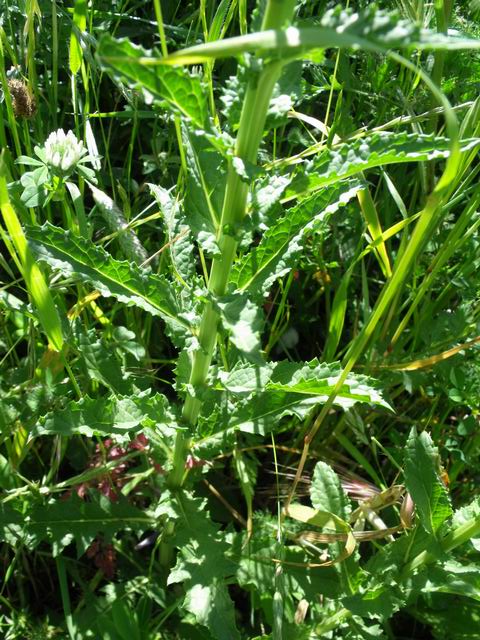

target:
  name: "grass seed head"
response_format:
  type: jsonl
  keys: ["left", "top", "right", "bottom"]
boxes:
{"left": 7, "top": 79, "right": 36, "bottom": 118}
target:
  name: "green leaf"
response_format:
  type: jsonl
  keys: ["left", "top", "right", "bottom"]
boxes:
{"left": 0, "top": 494, "right": 154, "bottom": 556}
{"left": 40, "top": 495, "right": 151, "bottom": 556}
{"left": 0, "top": 501, "right": 24, "bottom": 547}
{"left": 252, "top": 173, "right": 292, "bottom": 221}
{"left": 89, "top": 184, "right": 148, "bottom": 265}
{"left": 216, "top": 359, "right": 389, "bottom": 435}
{"left": 404, "top": 428, "right": 453, "bottom": 535}
{"left": 65, "top": 181, "right": 89, "bottom": 238}
{"left": 73, "top": 578, "right": 164, "bottom": 640}
{"left": 19, "top": 166, "right": 49, "bottom": 207}
{"left": 239, "top": 542, "right": 344, "bottom": 600}
{"left": 0, "top": 453, "right": 17, "bottom": 490}
{"left": 323, "top": 264, "right": 354, "bottom": 361}
{"left": 97, "top": 35, "right": 210, "bottom": 129}
{"left": 33, "top": 392, "right": 175, "bottom": 439}
{"left": 343, "top": 619, "right": 387, "bottom": 639}
{"left": 148, "top": 183, "right": 196, "bottom": 281}
{"left": 310, "top": 462, "right": 351, "bottom": 520}
{"left": 367, "top": 526, "right": 443, "bottom": 582}
{"left": 168, "top": 492, "right": 240, "bottom": 640}
{"left": 73, "top": 324, "right": 133, "bottom": 394}
{"left": 232, "top": 181, "right": 361, "bottom": 297}
{"left": 26, "top": 223, "right": 187, "bottom": 330}
{"left": 413, "top": 560, "right": 480, "bottom": 602}
{"left": 111, "top": 326, "right": 145, "bottom": 360}
{"left": 237, "top": 516, "right": 344, "bottom": 617}
{"left": 216, "top": 292, "right": 264, "bottom": 363}
{"left": 160, "top": 7, "right": 480, "bottom": 65}
{"left": 182, "top": 127, "right": 227, "bottom": 254}
{"left": 342, "top": 583, "right": 405, "bottom": 621}
{"left": 232, "top": 449, "right": 257, "bottom": 523}
{"left": 414, "top": 597, "right": 480, "bottom": 639}
{"left": 452, "top": 496, "right": 480, "bottom": 551}
{"left": 0, "top": 289, "right": 30, "bottom": 315}
{"left": 284, "top": 132, "right": 480, "bottom": 202}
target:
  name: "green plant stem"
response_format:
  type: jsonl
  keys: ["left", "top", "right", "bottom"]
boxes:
{"left": 51, "top": 1, "right": 58, "bottom": 128}
{"left": 402, "top": 515, "right": 480, "bottom": 577}
{"left": 430, "top": 0, "right": 453, "bottom": 125}
{"left": 168, "top": 0, "right": 297, "bottom": 490}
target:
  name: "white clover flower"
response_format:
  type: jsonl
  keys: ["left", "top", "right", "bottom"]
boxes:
{"left": 44, "top": 129, "right": 89, "bottom": 173}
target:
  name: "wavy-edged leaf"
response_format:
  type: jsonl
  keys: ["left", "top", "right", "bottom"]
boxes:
{"left": 232, "top": 181, "right": 361, "bottom": 297}
{"left": 310, "top": 462, "right": 352, "bottom": 519}
{"left": 216, "top": 359, "right": 389, "bottom": 435}
{"left": 97, "top": 35, "right": 209, "bottom": 129}
{"left": 412, "top": 560, "right": 480, "bottom": 602}
{"left": 89, "top": 184, "right": 148, "bottom": 265}
{"left": 404, "top": 428, "right": 452, "bottom": 535}
{"left": 1, "top": 494, "right": 154, "bottom": 556}
{"left": 148, "top": 183, "right": 196, "bottom": 281}
{"left": 26, "top": 223, "right": 188, "bottom": 330}
{"left": 72, "top": 323, "right": 133, "bottom": 394}
{"left": 168, "top": 492, "right": 240, "bottom": 640}
{"left": 342, "top": 585, "right": 405, "bottom": 622}
{"left": 160, "top": 7, "right": 480, "bottom": 65}
{"left": 252, "top": 173, "right": 292, "bottom": 221}
{"left": 284, "top": 132, "right": 480, "bottom": 202}
{"left": 182, "top": 126, "right": 227, "bottom": 253}
{"left": 33, "top": 392, "right": 176, "bottom": 440}
{"left": 452, "top": 496, "right": 480, "bottom": 551}
{"left": 216, "top": 292, "right": 264, "bottom": 363}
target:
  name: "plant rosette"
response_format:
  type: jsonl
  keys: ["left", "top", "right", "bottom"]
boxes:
{"left": 16, "top": 128, "right": 97, "bottom": 207}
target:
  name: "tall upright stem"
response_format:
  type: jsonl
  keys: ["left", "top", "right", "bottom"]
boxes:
{"left": 168, "top": 0, "right": 297, "bottom": 489}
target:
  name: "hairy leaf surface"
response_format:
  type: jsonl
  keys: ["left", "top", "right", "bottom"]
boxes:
{"left": 284, "top": 133, "right": 480, "bottom": 202}
{"left": 404, "top": 428, "right": 452, "bottom": 535}
{"left": 182, "top": 127, "right": 227, "bottom": 253}
{"left": 168, "top": 493, "right": 240, "bottom": 640}
{"left": 215, "top": 359, "right": 388, "bottom": 434}
{"left": 232, "top": 181, "right": 361, "bottom": 297}
{"left": 89, "top": 184, "right": 148, "bottom": 265}
{"left": 26, "top": 223, "right": 187, "bottom": 329}
{"left": 97, "top": 36, "right": 209, "bottom": 129}
{"left": 216, "top": 292, "right": 264, "bottom": 363}
{"left": 1, "top": 494, "right": 154, "bottom": 556}
{"left": 33, "top": 392, "right": 175, "bottom": 439}
{"left": 310, "top": 462, "right": 351, "bottom": 519}
{"left": 148, "top": 183, "right": 196, "bottom": 281}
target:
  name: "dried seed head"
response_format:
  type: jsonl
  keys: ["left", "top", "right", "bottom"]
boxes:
{"left": 7, "top": 79, "right": 36, "bottom": 118}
